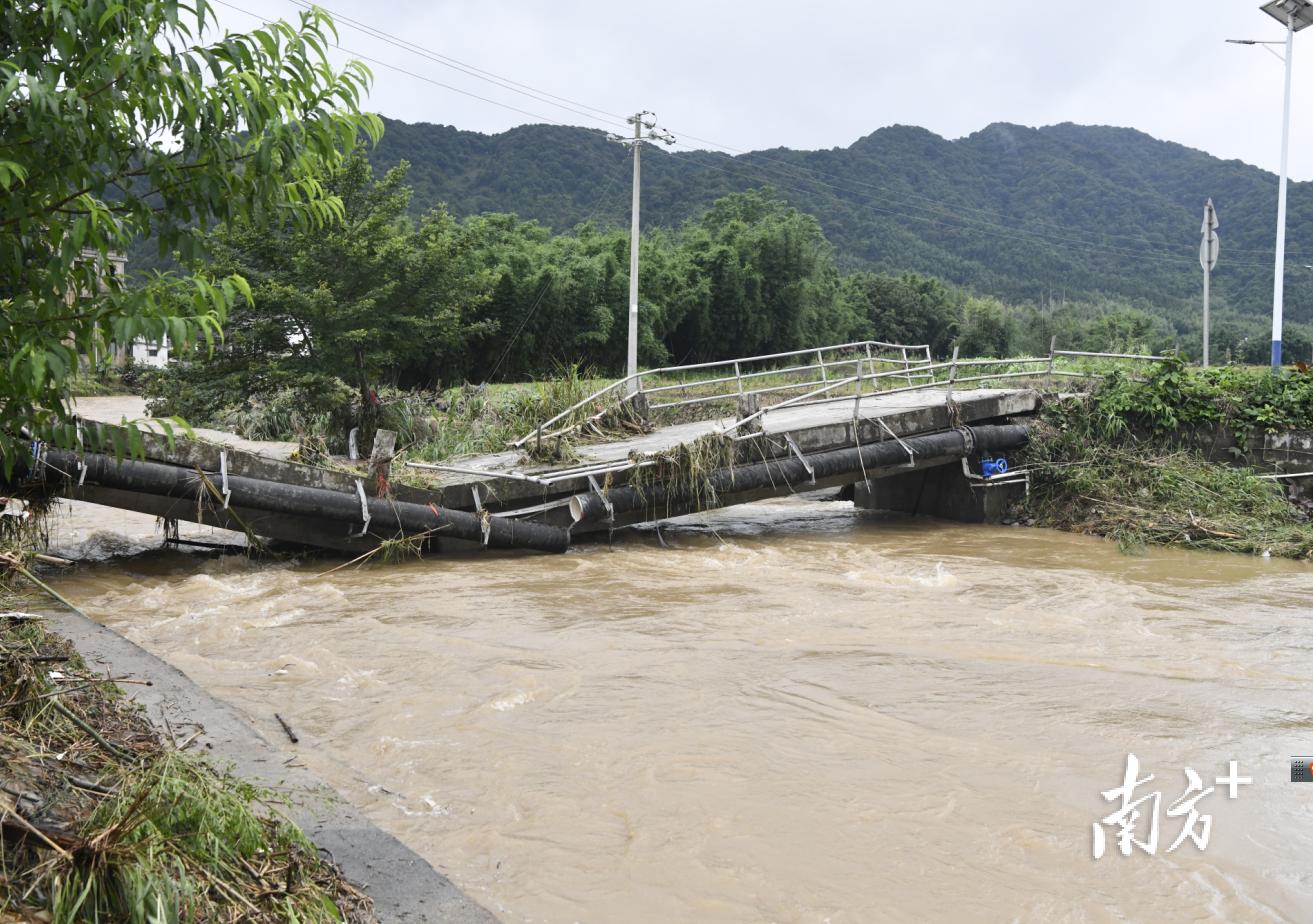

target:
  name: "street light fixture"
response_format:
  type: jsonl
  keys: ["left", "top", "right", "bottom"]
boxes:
{"left": 1229, "top": 0, "right": 1313, "bottom": 369}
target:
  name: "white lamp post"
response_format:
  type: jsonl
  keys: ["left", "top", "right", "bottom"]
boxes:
{"left": 1229, "top": 0, "right": 1313, "bottom": 369}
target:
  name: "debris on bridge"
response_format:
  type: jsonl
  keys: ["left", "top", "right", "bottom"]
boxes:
{"left": 9, "top": 340, "right": 1158, "bottom": 556}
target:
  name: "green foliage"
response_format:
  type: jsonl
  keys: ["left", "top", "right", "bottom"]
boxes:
{"left": 139, "top": 145, "right": 1313, "bottom": 459}
{"left": 1077, "top": 356, "right": 1313, "bottom": 442}
{"left": 673, "top": 189, "right": 840, "bottom": 362}
{"left": 1025, "top": 404, "right": 1312, "bottom": 558}
{"left": 148, "top": 186, "right": 856, "bottom": 442}
{"left": 50, "top": 752, "right": 347, "bottom": 923}
{"left": 0, "top": 0, "right": 381, "bottom": 474}
{"left": 143, "top": 153, "right": 504, "bottom": 452}
{"left": 1027, "top": 365, "right": 1313, "bottom": 558}
{"left": 837, "top": 272, "right": 958, "bottom": 354}
{"left": 366, "top": 118, "right": 1313, "bottom": 336}
{"left": 392, "top": 366, "right": 599, "bottom": 463}
{"left": 955, "top": 296, "right": 1015, "bottom": 358}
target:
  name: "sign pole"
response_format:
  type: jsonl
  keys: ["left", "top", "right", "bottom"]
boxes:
{"left": 1203, "top": 256, "right": 1210, "bottom": 368}
{"left": 1200, "top": 198, "right": 1219, "bottom": 367}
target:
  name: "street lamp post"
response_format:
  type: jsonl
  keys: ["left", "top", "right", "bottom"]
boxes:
{"left": 1228, "top": 0, "right": 1313, "bottom": 369}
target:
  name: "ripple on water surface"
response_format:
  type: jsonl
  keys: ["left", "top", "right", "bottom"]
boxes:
{"left": 48, "top": 495, "right": 1313, "bottom": 923}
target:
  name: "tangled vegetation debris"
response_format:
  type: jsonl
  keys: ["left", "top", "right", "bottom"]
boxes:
{"left": 1024, "top": 360, "right": 1313, "bottom": 558}
{"left": 625, "top": 433, "right": 739, "bottom": 516}
{"left": 0, "top": 581, "right": 375, "bottom": 923}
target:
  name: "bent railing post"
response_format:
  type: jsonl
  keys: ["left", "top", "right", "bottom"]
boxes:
{"left": 945, "top": 345, "right": 960, "bottom": 406}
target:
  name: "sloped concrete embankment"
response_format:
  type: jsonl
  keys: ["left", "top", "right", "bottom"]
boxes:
{"left": 41, "top": 607, "right": 497, "bottom": 924}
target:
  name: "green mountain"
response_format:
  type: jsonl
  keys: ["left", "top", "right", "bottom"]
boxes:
{"left": 369, "top": 116, "right": 1313, "bottom": 329}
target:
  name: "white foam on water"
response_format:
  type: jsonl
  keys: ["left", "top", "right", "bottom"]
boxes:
{"left": 842, "top": 559, "right": 958, "bottom": 589}
{"left": 394, "top": 794, "right": 450, "bottom": 818}
{"left": 490, "top": 690, "right": 535, "bottom": 712}
{"left": 335, "top": 667, "right": 381, "bottom": 690}
{"left": 376, "top": 735, "right": 438, "bottom": 754}
{"left": 48, "top": 530, "right": 157, "bottom": 562}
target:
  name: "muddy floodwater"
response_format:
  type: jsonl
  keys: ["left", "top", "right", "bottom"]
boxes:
{"left": 41, "top": 496, "right": 1313, "bottom": 922}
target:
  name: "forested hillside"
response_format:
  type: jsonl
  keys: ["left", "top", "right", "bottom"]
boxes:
{"left": 369, "top": 117, "right": 1313, "bottom": 331}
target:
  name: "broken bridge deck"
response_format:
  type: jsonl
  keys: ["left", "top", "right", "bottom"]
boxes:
{"left": 55, "top": 384, "right": 1040, "bottom": 554}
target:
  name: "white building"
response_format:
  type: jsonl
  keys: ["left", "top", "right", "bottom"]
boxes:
{"left": 74, "top": 249, "right": 170, "bottom": 367}
{"left": 128, "top": 335, "right": 170, "bottom": 368}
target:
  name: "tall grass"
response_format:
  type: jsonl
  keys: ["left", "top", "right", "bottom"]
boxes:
{"left": 1024, "top": 401, "right": 1313, "bottom": 558}
{"left": 0, "top": 617, "right": 372, "bottom": 923}
{"left": 389, "top": 363, "right": 602, "bottom": 462}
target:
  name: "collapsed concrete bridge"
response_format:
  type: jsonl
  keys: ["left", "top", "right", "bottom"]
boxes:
{"left": 17, "top": 340, "right": 1152, "bottom": 554}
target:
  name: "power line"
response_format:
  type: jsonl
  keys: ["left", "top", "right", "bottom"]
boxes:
{"left": 264, "top": 2, "right": 1217, "bottom": 258}
{"left": 485, "top": 160, "right": 627, "bottom": 382}
{"left": 285, "top": 0, "right": 1305, "bottom": 259}
{"left": 221, "top": 0, "right": 630, "bottom": 380}
{"left": 281, "top": 0, "right": 632, "bottom": 131}
{"left": 212, "top": 0, "right": 618, "bottom": 134}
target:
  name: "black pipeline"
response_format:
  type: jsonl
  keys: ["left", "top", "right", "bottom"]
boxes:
{"left": 569, "top": 423, "right": 1029, "bottom": 524}
{"left": 35, "top": 448, "right": 570, "bottom": 554}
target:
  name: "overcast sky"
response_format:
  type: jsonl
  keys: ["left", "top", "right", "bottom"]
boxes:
{"left": 216, "top": 0, "right": 1313, "bottom": 180}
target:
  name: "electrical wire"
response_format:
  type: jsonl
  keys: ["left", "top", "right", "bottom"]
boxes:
{"left": 484, "top": 159, "right": 627, "bottom": 382}
{"left": 212, "top": 0, "right": 620, "bottom": 134}
{"left": 281, "top": 0, "right": 632, "bottom": 128}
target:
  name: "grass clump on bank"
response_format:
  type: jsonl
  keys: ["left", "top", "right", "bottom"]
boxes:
{"left": 384, "top": 365, "right": 604, "bottom": 463}
{"left": 0, "top": 606, "right": 374, "bottom": 923}
{"left": 1024, "top": 363, "right": 1313, "bottom": 557}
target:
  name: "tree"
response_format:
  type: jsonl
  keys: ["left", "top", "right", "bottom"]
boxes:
{"left": 681, "top": 188, "right": 839, "bottom": 361}
{"left": 1082, "top": 308, "right": 1171, "bottom": 355}
{"left": 0, "top": 0, "right": 381, "bottom": 472}
{"left": 955, "top": 296, "right": 1015, "bottom": 357}
{"left": 838, "top": 272, "right": 961, "bottom": 356}
{"left": 146, "top": 155, "right": 498, "bottom": 447}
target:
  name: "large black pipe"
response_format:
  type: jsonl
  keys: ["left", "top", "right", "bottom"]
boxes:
{"left": 35, "top": 448, "right": 570, "bottom": 554}
{"left": 569, "top": 423, "right": 1029, "bottom": 524}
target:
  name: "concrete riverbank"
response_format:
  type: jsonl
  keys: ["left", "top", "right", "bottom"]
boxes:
{"left": 37, "top": 603, "right": 496, "bottom": 924}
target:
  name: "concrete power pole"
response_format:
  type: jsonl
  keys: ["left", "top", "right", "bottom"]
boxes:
{"left": 1200, "top": 198, "right": 1219, "bottom": 367}
{"left": 610, "top": 112, "right": 675, "bottom": 394}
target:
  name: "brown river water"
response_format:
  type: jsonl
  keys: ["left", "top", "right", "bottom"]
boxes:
{"left": 36, "top": 496, "right": 1313, "bottom": 923}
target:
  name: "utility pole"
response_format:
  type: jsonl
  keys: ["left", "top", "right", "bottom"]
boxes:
{"left": 609, "top": 112, "right": 675, "bottom": 394}
{"left": 1200, "top": 198, "right": 1219, "bottom": 367}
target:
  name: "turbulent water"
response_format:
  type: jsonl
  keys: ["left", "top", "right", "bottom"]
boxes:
{"left": 42, "top": 496, "right": 1313, "bottom": 922}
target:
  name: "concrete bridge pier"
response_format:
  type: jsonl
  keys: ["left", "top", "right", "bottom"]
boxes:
{"left": 849, "top": 459, "right": 1025, "bottom": 524}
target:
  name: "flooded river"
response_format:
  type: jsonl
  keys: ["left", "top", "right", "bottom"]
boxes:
{"left": 40, "top": 496, "right": 1313, "bottom": 922}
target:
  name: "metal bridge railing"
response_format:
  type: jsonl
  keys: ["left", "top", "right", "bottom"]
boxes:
{"left": 509, "top": 340, "right": 932, "bottom": 449}
{"left": 508, "top": 338, "right": 1167, "bottom": 450}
